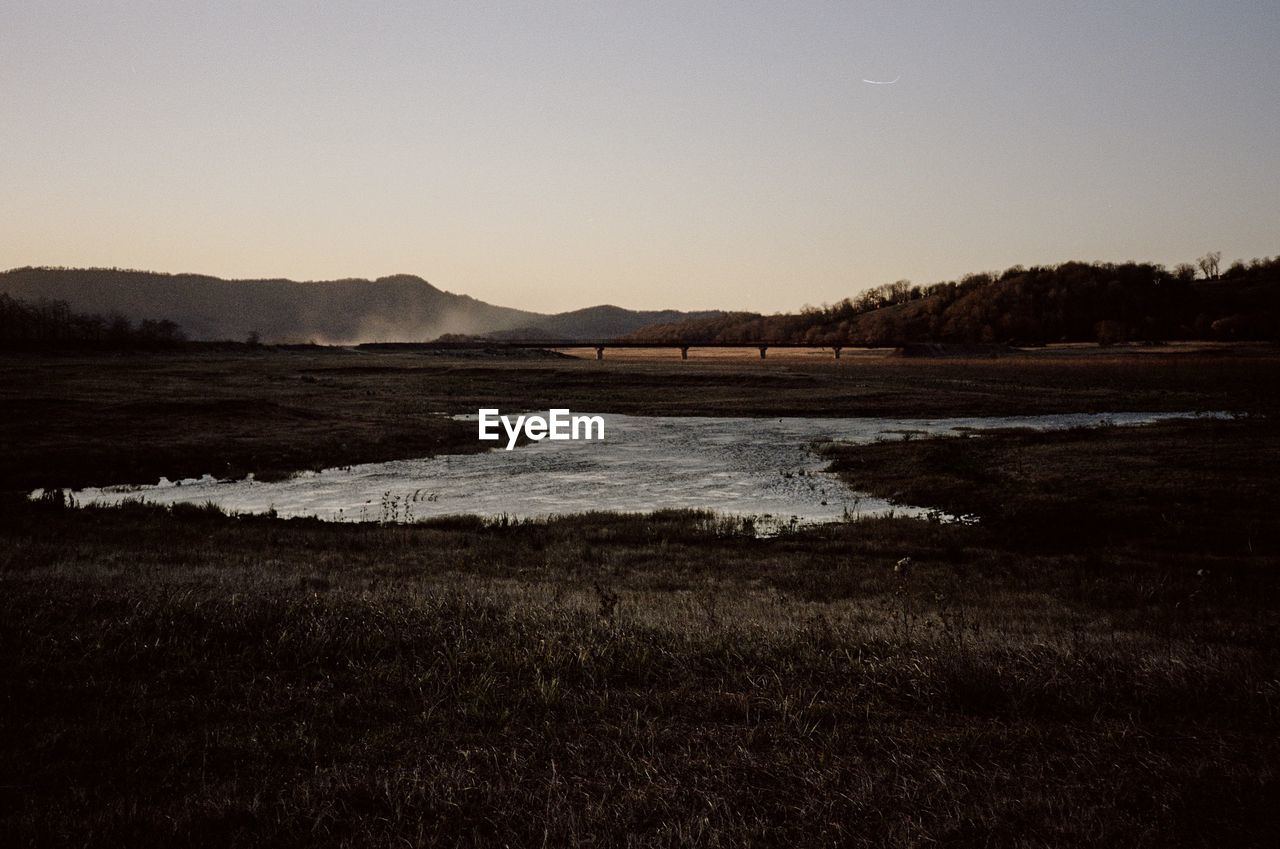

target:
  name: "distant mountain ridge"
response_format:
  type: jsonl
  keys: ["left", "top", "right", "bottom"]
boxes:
{"left": 488, "top": 305, "right": 724, "bottom": 341}
{"left": 0, "top": 267, "right": 722, "bottom": 343}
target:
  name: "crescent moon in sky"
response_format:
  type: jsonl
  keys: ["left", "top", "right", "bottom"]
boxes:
{"left": 861, "top": 76, "right": 901, "bottom": 85}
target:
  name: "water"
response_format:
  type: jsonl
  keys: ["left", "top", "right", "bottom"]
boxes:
{"left": 59, "top": 412, "right": 1222, "bottom": 528}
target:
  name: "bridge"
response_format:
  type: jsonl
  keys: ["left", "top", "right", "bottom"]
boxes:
{"left": 357, "top": 340, "right": 855, "bottom": 360}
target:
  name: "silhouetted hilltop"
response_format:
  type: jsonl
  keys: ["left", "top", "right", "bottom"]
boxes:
{"left": 0, "top": 268, "right": 535, "bottom": 343}
{"left": 0, "top": 268, "right": 722, "bottom": 343}
{"left": 628, "top": 257, "right": 1280, "bottom": 346}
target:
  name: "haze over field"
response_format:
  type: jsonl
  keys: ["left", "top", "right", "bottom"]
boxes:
{"left": 3, "top": 3, "right": 1279, "bottom": 313}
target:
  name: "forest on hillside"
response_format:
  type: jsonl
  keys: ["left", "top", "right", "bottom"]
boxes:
{"left": 629, "top": 255, "right": 1280, "bottom": 346}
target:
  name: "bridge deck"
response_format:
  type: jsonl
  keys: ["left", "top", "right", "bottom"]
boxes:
{"left": 359, "top": 340, "right": 849, "bottom": 349}
{"left": 357, "top": 340, "right": 855, "bottom": 358}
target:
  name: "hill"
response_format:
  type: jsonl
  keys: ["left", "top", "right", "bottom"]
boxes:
{"left": 486, "top": 305, "right": 724, "bottom": 341}
{"left": 0, "top": 268, "right": 721, "bottom": 343}
{"left": 627, "top": 257, "right": 1280, "bottom": 346}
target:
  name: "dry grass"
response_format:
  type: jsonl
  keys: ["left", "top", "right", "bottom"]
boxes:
{"left": 3, "top": 493, "right": 1279, "bottom": 847}
{"left": 820, "top": 416, "right": 1280, "bottom": 553}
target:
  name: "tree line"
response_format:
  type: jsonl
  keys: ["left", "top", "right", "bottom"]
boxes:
{"left": 0, "top": 293, "right": 186, "bottom": 347}
{"left": 628, "top": 254, "right": 1280, "bottom": 346}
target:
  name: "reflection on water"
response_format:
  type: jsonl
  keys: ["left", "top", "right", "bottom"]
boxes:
{"left": 61, "top": 412, "right": 1221, "bottom": 528}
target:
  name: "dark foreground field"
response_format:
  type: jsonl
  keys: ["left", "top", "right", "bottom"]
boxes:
{"left": 2, "top": 347, "right": 1279, "bottom": 847}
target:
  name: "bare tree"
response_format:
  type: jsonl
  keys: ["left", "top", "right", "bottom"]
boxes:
{"left": 1197, "top": 251, "right": 1222, "bottom": 280}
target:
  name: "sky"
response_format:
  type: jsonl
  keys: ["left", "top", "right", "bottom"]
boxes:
{"left": 2, "top": 2, "right": 1278, "bottom": 314}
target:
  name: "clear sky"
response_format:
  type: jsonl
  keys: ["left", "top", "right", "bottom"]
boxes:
{"left": 3, "top": 2, "right": 1278, "bottom": 313}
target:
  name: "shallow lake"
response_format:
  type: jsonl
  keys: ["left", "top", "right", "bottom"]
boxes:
{"left": 57, "top": 411, "right": 1224, "bottom": 529}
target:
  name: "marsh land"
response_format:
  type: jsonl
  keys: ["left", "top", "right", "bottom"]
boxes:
{"left": 2, "top": 345, "right": 1279, "bottom": 847}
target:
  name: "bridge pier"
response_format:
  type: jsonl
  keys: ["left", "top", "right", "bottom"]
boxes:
{"left": 833, "top": 346, "right": 842, "bottom": 359}
{"left": 758, "top": 345, "right": 768, "bottom": 359}
{"left": 595, "top": 346, "right": 604, "bottom": 361}
{"left": 680, "top": 346, "right": 689, "bottom": 360}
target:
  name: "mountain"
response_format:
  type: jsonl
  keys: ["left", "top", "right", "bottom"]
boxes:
{"left": 0, "top": 267, "right": 721, "bottom": 343}
{"left": 487, "top": 305, "right": 724, "bottom": 341}
{"left": 627, "top": 258, "right": 1280, "bottom": 346}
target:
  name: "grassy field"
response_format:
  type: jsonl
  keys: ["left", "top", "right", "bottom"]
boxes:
{"left": 3, "top": 345, "right": 1279, "bottom": 846}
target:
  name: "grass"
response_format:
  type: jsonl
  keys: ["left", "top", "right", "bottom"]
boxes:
{"left": 820, "top": 416, "right": 1280, "bottom": 554}
{"left": 4, "top": 489, "right": 1280, "bottom": 846}
{"left": 3, "top": 345, "right": 1280, "bottom": 846}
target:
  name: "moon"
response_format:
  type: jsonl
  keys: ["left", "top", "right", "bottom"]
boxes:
{"left": 861, "top": 76, "right": 901, "bottom": 85}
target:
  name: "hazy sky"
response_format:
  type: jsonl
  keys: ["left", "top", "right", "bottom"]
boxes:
{"left": 3, "top": 2, "right": 1278, "bottom": 313}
